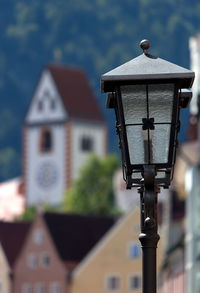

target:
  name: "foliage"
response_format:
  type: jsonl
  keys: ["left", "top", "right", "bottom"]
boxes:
{"left": 16, "top": 206, "right": 37, "bottom": 222}
{"left": 0, "top": 0, "right": 200, "bottom": 180}
{"left": 17, "top": 203, "right": 64, "bottom": 222}
{"left": 0, "top": 147, "right": 20, "bottom": 181}
{"left": 63, "top": 154, "right": 120, "bottom": 216}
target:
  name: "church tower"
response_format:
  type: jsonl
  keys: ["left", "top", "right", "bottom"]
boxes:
{"left": 24, "top": 64, "right": 106, "bottom": 206}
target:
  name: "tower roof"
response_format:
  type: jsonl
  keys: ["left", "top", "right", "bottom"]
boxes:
{"left": 48, "top": 64, "right": 105, "bottom": 123}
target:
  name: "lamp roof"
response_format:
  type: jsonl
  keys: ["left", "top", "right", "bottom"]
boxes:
{"left": 101, "top": 48, "right": 195, "bottom": 92}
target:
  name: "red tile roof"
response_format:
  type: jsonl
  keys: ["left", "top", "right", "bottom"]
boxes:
{"left": 0, "top": 221, "right": 30, "bottom": 268}
{"left": 47, "top": 64, "right": 105, "bottom": 123}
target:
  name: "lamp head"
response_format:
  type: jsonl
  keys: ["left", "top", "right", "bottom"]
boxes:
{"left": 101, "top": 40, "right": 195, "bottom": 189}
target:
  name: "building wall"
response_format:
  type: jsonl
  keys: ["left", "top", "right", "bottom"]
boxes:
{"left": 163, "top": 271, "right": 184, "bottom": 293}
{"left": 71, "top": 121, "right": 107, "bottom": 181}
{"left": 70, "top": 208, "right": 163, "bottom": 293}
{"left": 13, "top": 215, "right": 67, "bottom": 293}
{"left": 0, "top": 245, "right": 11, "bottom": 293}
{"left": 24, "top": 68, "right": 107, "bottom": 205}
{"left": 185, "top": 165, "right": 200, "bottom": 293}
{"left": 189, "top": 35, "right": 200, "bottom": 116}
{"left": 25, "top": 124, "right": 66, "bottom": 205}
{"left": 25, "top": 70, "right": 67, "bottom": 125}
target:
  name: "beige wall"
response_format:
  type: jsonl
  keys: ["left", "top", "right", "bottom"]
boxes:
{"left": 13, "top": 214, "right": 68, "bottom": 293}
{"left": 71, "top": 207, "right": 163, "bottom": 293}
{"left": 0, "top": 244, "right": 11, "bottom": 293}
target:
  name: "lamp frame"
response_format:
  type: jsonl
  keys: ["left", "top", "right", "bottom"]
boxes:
{"left": 110, "top": 79, "right": 181, "bottom": 188}
{"left": 102, "top": 39, "right": 195, "bottom": 293}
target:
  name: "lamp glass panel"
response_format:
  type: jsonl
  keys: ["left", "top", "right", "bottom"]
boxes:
{"left": 126, "top": 124, "right": 171, "bottom": 165}
{"left": 151, "top": 124, "right": 171, "bottom": 163}
{"left": 121, "top": 85, "right": 147, "bottom": 124}
{"left": 132, "top": 171, "right": 166, "bottom": 180}
{"left": 126, "top": 126, "right": 146, "bottom": 164}
{"left": 148, "top": 84, "right": 174, "bottom": 123}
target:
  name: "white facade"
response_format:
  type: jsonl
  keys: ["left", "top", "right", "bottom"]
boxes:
{"left": 185, "top": 166, "right": 200, "bottom": 293}
{"left": 25, "top": 70, "right": 67, "bottom": 125}
{"left": 25, "top": 124, "right": 66, "bottom": 205}
{"left": 24, "top": 65, "right": 106, "bottom": 206}
{"left": 189, "top": 35, "right": 200, "bottom": 116}
{"left": 71, "top": 121, "right": 106, "bottom": 180}
{"left": 25, "top": 70, "right": 67, "bottom": 206}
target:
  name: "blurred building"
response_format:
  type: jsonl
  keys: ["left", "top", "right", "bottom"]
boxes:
{"left": 0, "top": 212, "right": 115, "bottom": 293}
{"left": 162, "top": 34, "right": 200, "bottom": 293}
{"left": 71, "top": 207, "right": 164, "bottom": 293}
{"left": 0, "top": 178, "right": 25, "bottom": 221}
{"left": 0, "top": 221, "right": 30, "bottom": 293}
{"left": 161, "top": 189, "right": 185, "bottom": 293}
{"left": 0, "top": 208, "right": 165, "bottom": 293}
{"left": 113, "top": 169, "right": 140, "bottom": 212}
{"left": 23, "top": 64, "right": 106, "bottom": 206}
{"left": 185, "top": 34, "right": 200, "bottom": 293}
{"left": 189, "top": 35, "right": 200, "bottom": 119}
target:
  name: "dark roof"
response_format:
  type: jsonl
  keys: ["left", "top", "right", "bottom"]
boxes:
{"left": 0, "top": 221, "right": 30, "bottom": 267}
{"left": 43, "top": 212, "right": 116, "bottom": 262}
{"left": 101, "top": 52, "right": 194, "bottom": 92}
{"left": 47, "top": 64, "right": 105, "bottom": 123}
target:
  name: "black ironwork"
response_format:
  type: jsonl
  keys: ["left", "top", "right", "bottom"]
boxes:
{"left": 142, "top": 118, "right": 155, "bottom": 130}
{"left": 102, "top": 39, "right": 194, "bottom": 293}
{"left": 140, "top": 40, "right": 151, "bottom": 55}
{"left": 139, "top": 166, "right": 160, "bottom": 293}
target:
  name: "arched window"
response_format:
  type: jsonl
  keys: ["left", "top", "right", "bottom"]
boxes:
{"left": 40, "top": 127, "right": 52, "bottom": 152}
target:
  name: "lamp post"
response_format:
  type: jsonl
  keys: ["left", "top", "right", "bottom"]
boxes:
{"left": 101, "top": 40, "right": 194, "bottom": 293}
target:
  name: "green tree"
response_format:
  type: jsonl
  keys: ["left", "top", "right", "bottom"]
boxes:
{"left": 63, "top": 154, "right": 120, "bottom": 216}
{"left": 16, "top": 206, "right": 37, "bottom": 222}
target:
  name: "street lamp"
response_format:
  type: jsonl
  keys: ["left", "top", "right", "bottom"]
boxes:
{"left": 101, "top": 40, "right": 194, "bottom": 293}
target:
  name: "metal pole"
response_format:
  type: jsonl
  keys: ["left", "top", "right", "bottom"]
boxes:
{"left": 138, "top": 166, "right": 160, "bottom": 293}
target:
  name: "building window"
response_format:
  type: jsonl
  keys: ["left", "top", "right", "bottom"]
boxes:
{"left": 157, "top": 273, "right": 163, "bottom": 289}
{"left": 129, "top": 275, "right": 141, "bottom": 290}
{"left": 50, "top": 99, "right": 56, "bottom": 110}
{"left": 128, "top": 243, "right": 141, "bottom": 259}
{"left": 38, "top": 100, "right": 43, "bottom": 111}
{"left": 50, "top": 283, "right": 61, "bottom": 293}
{"left": 41, "top": 253, "right": 51, "bottom": 268}
{"left": 35, "top": 283, "right": 45, "bottom": 293}
{"left": 0, "top": 279, "right": 2, "bottom": 293}
{"left": 80, "top": 136, "right": 93, "bottom": 152}
{"left": 40, "top": 127, "right": 53, "bottom": 153}
{"left": 33, "top": 229, "right": 44, "bottom": 245}
{"left": 22, "top": 283, "right": 32, "bottom": 293}
{"left": 107, "top": 275, "right": 120, "bottom": 291}
{"left": 27, "top": 253, "right": 37, "bottom": 269}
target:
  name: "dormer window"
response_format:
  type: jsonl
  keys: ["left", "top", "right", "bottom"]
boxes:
{"left": 50, "top": 99, "right": 56, "bottom": 110}
{"left": 40, "top": 127, "right": 53, "bottom": 153}
{"left": 38, "top": 100, "right": 43, "bottom": 111}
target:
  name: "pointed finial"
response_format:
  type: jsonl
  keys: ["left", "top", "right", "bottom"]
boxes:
{"left": 140, "top": 39, "right": 151, "bottom": 55}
